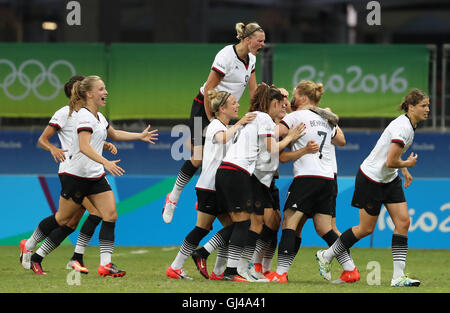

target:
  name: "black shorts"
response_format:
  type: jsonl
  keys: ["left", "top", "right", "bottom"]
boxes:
{"left": 284, "top": 176, "right": 334, "bottom": 218}
{"left": 351, "top": 169, "right": 406, "bottom": 216}
{"left": 188, "top": 92, "right": 209, "bottom": 147}
{"left": 195, "top": 189, "right": 225, "bottom": 217}
{"left": 331, "top": 174, "right": 338, "bottom": 218}
{"left": 60, "top": 173, "right": 111, "bottom": 204}
{"left": 251, "top": 175, "right": 273, "bottom": 215}
{"left": 215, "top": 163, "right": 253, "bottom": 214}
{"left": 269, "top": 179, "right": 280, "bottom": 211}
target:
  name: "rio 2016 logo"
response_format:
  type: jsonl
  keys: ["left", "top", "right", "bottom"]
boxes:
{"left": 0, "top": 59, "right": 76, "bottom": 101}
{"left": 293, "top": 65, "right": 408, "bottom": 94}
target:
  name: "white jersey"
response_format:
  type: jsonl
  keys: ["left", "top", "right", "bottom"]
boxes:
{"left": 330, "top": 144, "right": 337, "bottom": 175}
{"left": 223, "top": 111, "right": 274, "bottom": 175}
{"left": 281, "top": 110, "right": 336, "bottom": 180}
{"left": 48, "top": 106, "right": 77, "bottom": 173}
{"left": 254, "top": 118, "right": 277, "bottom": 187}
{"left": 65, "top": 108, "right": 109, "bottom": 179}
{"left": 360, "top": 114, "right": 415, "bottom": 183}
{"left": 195, "top": 119, "right": 230, "bottom": 191}
{"left": 200, "top": 45, "right": 256, "bottom": 101}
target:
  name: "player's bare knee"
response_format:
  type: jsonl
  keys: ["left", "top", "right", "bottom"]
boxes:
{"left": 190, "top": 158, "right": 202, "bottom": 168}
{"left": 102, "top": 211, "right": 118, "bottom": 222}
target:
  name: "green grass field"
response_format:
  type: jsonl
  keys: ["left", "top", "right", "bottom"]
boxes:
{"left": 2, "top": 245, "right": 449, "bottom": 293}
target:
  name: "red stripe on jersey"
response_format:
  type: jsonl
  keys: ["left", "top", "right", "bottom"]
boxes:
{"left": 294, "top": 175, "right": 335, "bottom": 180}
{"left": 212, "top": 67, "right": 225, "bottom": 77}
{"left": 220, "top": 161, "right": 250, "bottom": 175}
{"left": 77, "top": 127, "right": 93, "bottom": 133}
{"left": 359, "top": 168, "right": 384, "bottom": 185}
{"left": 48, "top": 122, "right": 62, "bottom": 130}
{"left": 61, "top": 172, "right": 106, "bottom": 180}
{"left": 195, "top": 187, "right": 216, "bottom": 193}
{"left": 194, "top": 97, "right": 204, "bottom": 103}
{"left": 391, "top": 139, "right": 405, "bottom": 147}
{"left": 280, "top": 120, "right": 290, "bottom": 129}
{"left": 218, "top": 165, "right": 240, "bottom": 171}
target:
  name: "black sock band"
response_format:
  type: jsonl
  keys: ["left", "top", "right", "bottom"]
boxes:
{"left": 340, "top": 228, "right": 359, "bottom": 249}
{"left": 99, "top": 221, "right": 115, "bottom": 242}
{"left": 175, "top": 160, "right": 199, "bottom": 189}
{"left": 38, "top": 214, "right": 59, "bottom": 236}
{"left": 186, "top": 226, "right": 209, "bottom": 246}
{"left": 80, "top": 214, "right": 102, "bottom": 236}
{"left": 278, "top": 229, "right": 297, "bottom": 256}
{"left": 294, "top": 236, "right": 302, "bottom": 254}
{"left": 322, "top": 229, "right": 339, "bottom": 247}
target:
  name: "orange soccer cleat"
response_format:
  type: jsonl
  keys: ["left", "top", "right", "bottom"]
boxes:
{"left": 97, "top": 263, "right": 126, "bottom": 278}
{"left": 209, "top": 272, "right": 224, "bottom": 280}
{"left": 333, "top": 267, "right": 361, "bottom": 284}
{"left": 68, "top": 259, "right": 89, "bottom": 274}
{"left": 166, "top": 265, "right": 193, "bottom": 280}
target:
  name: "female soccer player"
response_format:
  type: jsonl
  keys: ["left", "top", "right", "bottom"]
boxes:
{"left": 26, "top": 76, "right": 158, "bottom": 276}
{"left": 20, "top": 75, "right": 117, "bottom": 274}
{"left": 272, "top": 80, "right": 352, "bottom": 283}
{"left": 162, "top": 22, "right": 266, "bottom": 224}
{"left": 316, "top": 88, "right": 429, "bottom": 287}
{"left": 216, "top": 84, "right": 305, "bottom": 282}
{"left": 166, "top": 89, "right": 256, "bottom": 280}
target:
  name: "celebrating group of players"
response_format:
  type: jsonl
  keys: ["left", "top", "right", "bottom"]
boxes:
{"left": 19, "top": 22, "right": 428, "bottom": 287}
{"left": 164, "top": 22, "right": 428, "bottom": 286}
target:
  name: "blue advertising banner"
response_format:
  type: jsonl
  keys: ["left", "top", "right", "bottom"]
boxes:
{"left": 0, "top": 175, "right": 448, "bottom": 249}
{"left": 1, "top": 129, "right": 450, "bottom": 177}
{"left": 1, "top": 128, "right": 449, "bottom": 248}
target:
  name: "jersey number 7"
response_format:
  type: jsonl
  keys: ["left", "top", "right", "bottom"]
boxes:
{"left": 317, "top": 131, "right": 327, "bottom": 159}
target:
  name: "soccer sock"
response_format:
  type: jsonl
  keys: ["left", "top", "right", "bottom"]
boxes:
{"left": 238, "top": 230, "right": 259, "bottom": 273}
{"left": 26, "top": 215, "right": 59, "bottom": 251}
{"left": 224, "top": 220, "right": 250, "bottom": 276}
{"left": 212, "top": 245, "right": 228, "bottom": 275}
{"left": 99, "top": 221, "right": 115, "bottom": 266}
{"left": 323, "top": 227, "right": 359, "bottom": 262}
{"left": 170, "top": 160, "right": 199, "bottom": 202}
{"left": 294, "top": 236, "right": 302, "bottom": 255}
{"left": 322, "top": 229, "right": 355, "bottom": 271}
{"left": 204, "top": 224, "right": 234, "bottom": 254}
{"left": 276, "top": 229, "right": 297, "bottom": 275}
{"left": 72, "top": 214, "right": 102, "bottom": 262}
{"left": 172, "top": 226, "right": 209, "bottom": 269}
{"left": 252, "top": 225, "right": 275, "bottom": 264}
{"left": 262, "top": 229, "right": 279, "bottom": 272}
{"left": 392, "top": 234, "right": 408, "bottom": 279}
{"left": 32, "top": 226, "right": 74, "bottom": 263}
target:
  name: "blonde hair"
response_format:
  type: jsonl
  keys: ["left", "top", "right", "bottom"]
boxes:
{"left": 235, "top": 22, "right": 264, "bottom": 41}
{"left": 208, "top": 89, "right": 231, "bottom": 116}
{"left": 295, "top": 80, "right": 324, "bottom": 105}
{"left": 69, "top": 75, "right": 101, "bottom": 116}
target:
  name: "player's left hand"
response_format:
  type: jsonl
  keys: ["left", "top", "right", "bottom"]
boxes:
{"left": 141, "top": 125, "right": 159, "bottom": 144}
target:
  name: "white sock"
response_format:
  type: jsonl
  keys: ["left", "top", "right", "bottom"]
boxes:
{"left": 393, "top": 260, "right": 406, "bottom": 279}
{"left": 25, "top": 238, "right": 39, "bottom": 251}
{"left": 171, "top": 251, "right": 188, "bottom": 270}
{"left": 100, "top": 252, "right": 111, "bottom": 266}
{"left": 169, "top": 186, "right": 183, "bottom": 202}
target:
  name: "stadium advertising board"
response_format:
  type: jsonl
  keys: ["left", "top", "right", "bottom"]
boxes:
{"left": 0, "top": 43, "right": 106, "bottom": 117}
{"left": 273, "top": 44, "right": 429, "bottom": 117}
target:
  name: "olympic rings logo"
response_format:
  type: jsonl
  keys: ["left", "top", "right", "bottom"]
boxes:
{"left": 0, "top": 59, "right": 76, "bottom": 100}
